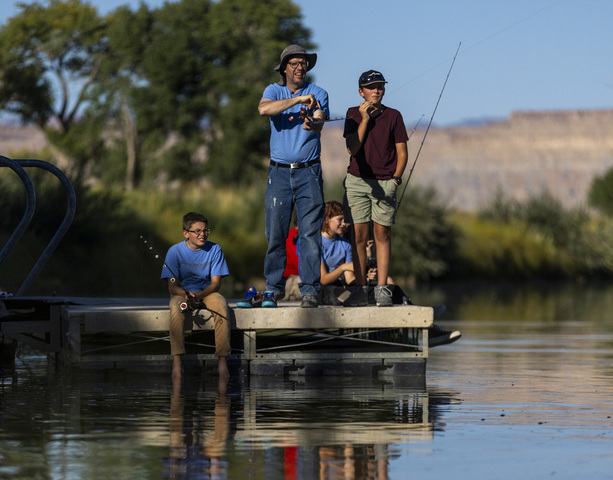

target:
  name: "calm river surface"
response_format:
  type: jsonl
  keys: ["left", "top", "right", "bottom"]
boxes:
{"left": 2, "top": 281, "right": 613, "bottom": 479}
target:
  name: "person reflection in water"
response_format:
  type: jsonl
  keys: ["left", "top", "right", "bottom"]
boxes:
{"left": 167, "top": 379, "right": 230, "bottom": 478}
{"left": 318, "top": 444, "right": 389, "bottom": 479}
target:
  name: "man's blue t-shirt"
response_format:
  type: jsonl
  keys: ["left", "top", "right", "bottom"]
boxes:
{"left": 161, "top": 240, "right": 229, "bottom": 292}
{"left": 261, "top": 81, "right": 330, "bottom": 164}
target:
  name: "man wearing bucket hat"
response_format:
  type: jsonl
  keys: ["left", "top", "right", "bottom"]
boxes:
{"left": 342, "top": 70, "right": 408, "bottom": 308}
{"left": 257, "top": 44, "right": 330, "bottom": 309}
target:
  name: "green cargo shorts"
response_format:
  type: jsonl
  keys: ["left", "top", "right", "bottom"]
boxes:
{"left": 343, "top": 173, "right": 397, "bottom": 226}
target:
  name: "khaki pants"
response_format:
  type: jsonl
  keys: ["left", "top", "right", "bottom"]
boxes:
{"left": 169, "top": 293, "right": 231, "bottom": 357}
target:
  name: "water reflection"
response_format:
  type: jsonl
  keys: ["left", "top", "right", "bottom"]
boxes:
{"left": 162, "top": 375, "right": 445, "bottom": 479}
{"left": 1, "top": 363, "right": 452, "bottom": 480}
{"left": 3, "top": 281, "right": 613, "bottom": 479}
{"left": 166, "top": 378, "right": 230, "bottom": 478}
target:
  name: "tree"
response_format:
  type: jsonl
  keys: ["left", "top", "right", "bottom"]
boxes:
{"left": 0, "top": 0, "right": 107, "bottom": 182}
{"left": 391, "top": 186, "right": 460, "bottom": 281}
{"left": 112, "top": 0, "right": 313, "bottom": 186}
{"left": 0, "top": 0, "right": 315, "bottom": 188}
{"left": 588, "top": 168, "right": 613, "bottom": 217}
{"left": 203, "top": 0, "right": 313, "bottom": 183}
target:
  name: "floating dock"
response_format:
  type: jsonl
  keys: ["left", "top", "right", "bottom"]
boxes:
{"left": 1, "top": 297, "right": 433, "bottom": 378}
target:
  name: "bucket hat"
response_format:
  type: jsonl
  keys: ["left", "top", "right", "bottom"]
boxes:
{"left": 274, "top": 44, "right": 317, "bottom": 73}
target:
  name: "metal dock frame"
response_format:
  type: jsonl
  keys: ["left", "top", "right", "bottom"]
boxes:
{"left": 61, "top": 300, "right": 432, "bottom": 378}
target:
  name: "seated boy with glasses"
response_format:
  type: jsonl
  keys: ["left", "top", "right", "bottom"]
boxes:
{"left": 161, "top": 212, "right": 231, "bottom": 382}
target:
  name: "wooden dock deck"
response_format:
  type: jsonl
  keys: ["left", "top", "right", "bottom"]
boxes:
{"left": 1, "top": 297, "right": 433, "bottom": 378}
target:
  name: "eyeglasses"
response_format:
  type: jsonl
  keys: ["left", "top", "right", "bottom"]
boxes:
{"left": 188, "top": 228, "right": 210, "bottom": 236}
{"left": 287, "top": 60, "right": 308, "bottom": 69}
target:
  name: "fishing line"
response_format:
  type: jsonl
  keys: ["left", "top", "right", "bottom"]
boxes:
{"left": 140, "top": 235, "right": 191, "bottom": 312}
{"left": 397, "top": 42, "right": 461, "bottom": 212}
{"left": 140, "top": 235, "right": 229, "bottom": 324}
{"left": 407, "top": 114, "right": 425, "bottom": 142}
{"left": 387, "top": 1, "right": 564, "bottom": 99}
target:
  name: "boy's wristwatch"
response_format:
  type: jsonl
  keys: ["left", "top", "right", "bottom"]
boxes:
{"left": 392, "top": 176, "right": 402, "bottom": 185}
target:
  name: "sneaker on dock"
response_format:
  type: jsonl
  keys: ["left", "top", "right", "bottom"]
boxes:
{"left": 374, "top": 285, "right": 393, "bottom": 307}
{"left": 262, "top": 291, "right": 278, "bottom": 308}
{"left": 429, "top": 324, "right": 462, "bottom": 347}
{"left": 342, "top": 286, "right": 369, "bottom": 307}
{"left": 236, "top": 286, "right": 263, "bottom": 308}
{"left": 300, "top": 294, "right": 318, "bottom": 308}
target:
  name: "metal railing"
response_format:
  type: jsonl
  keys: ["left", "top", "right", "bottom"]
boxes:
{"left": 0, "top": 156, "right": 76, "bottom": 296}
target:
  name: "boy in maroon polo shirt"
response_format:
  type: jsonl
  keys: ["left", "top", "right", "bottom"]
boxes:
{"left": 342, "top": 70, "right": 408, "bottom": 307}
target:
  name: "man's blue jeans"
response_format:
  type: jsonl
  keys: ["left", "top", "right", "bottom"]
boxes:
{"left": 264, "top": 163, "right": 324, "bottom": 297}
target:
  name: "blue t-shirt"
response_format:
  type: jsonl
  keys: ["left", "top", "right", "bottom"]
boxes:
{"left": 261, "top": 81, "right": 330, "bottom": 164}
{"left": 321, "top": 235, "right": 352, "bottom": 273}
{"left": 297, "top": 234, "right": 352, "bottom": 272}
{"left": 161, "top": 240, "right": 229, "bottom": 292}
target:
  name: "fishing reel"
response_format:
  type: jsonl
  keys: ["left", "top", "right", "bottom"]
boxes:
{"left": 366, "top": 256, "right": 377, "bottom": 271}
{"left": 180, "top": 295, "right": 201, "bottom": 312}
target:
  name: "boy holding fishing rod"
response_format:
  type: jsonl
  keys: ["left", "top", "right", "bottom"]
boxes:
{"left": 161, "top": 212, "right": 231, "bottom": 382}
{"left": 342, "top": 70, "right": 408, "bottom": 307}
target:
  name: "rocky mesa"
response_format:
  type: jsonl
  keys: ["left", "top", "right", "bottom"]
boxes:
{"left": 320, "top": 109, "right": 613, "bottom": 211}
{"left": 2, "top": 109, "right": 613, "bottom": 213}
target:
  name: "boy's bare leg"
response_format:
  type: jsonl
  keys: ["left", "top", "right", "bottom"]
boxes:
{"left": 373, "top": 222, "right": 391, "bottom": 285}
{"left": 218, "top": 356, "right": 230, "bottom": 382}
{"left": 352, "top": 223, "right": 370, "bottom": 285}
{"left": 172, "top": 354, "right": 182, "bottom": 382}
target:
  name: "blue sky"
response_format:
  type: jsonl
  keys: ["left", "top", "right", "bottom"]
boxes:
{"left": 1, "top": 0, "right": 611, "bottom": 126}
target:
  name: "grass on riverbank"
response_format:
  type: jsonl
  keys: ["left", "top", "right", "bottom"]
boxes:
{"left": 2, "top": 178, "right": 613, "bottom": 297}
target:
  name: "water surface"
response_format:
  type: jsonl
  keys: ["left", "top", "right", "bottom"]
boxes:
{"left": 2, "top": 281, "right": 613, "bottom": 479}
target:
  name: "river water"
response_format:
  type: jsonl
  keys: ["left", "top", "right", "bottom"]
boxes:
{"left": 2, "top": 281, "right": 613, "bottom": 479}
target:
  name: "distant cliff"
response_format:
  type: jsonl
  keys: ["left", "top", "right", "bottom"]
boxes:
{"left": 3, "top": 109, "right": 613, "bottom": 212}
{"left": 320, "top": 109, "right": 613, "bottom": 211}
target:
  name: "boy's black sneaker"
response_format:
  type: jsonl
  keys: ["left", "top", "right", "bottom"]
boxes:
{"left": 429, "top": 324, "right": 462, "bottom": 347}
{"left": 300, "top": 294, "right": 318, "bottom": 308}
{"left": 342, "top": 286, "right": 369, "bottom": 307}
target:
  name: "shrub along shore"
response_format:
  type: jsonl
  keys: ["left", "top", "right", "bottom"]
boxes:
{"left": 1, "top": 176, "right": 613, "bottom": 298}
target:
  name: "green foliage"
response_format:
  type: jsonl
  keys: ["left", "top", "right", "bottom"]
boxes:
{"left": 0, "top": 173, "right": 164, "bottom": 296}
{"left": 453, "top": 214, "right": 560, "bottom": 278}
{"left": 391, "top": 186, "right": 460, "bottom": 281}
{"left": 474, "top": 191, "right": 613, "bottom": 278}
{"left": 0, "top": 0, "right": 314, "bottom": 190}
{"left": 588, "top": 168, "right": 613, "bottom": 216}
{"left": 0, "top": 0, "right": 106, "bottom": 130}
{"left": 0, "top": 175, "right": 268, "bottom": 296}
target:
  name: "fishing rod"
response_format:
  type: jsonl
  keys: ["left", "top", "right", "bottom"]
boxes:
{"left": 407, "top": 114, "right": 425, "bottom": 141}
{"left": 397, "top": 42, "right": 461, "bottom": 211}
{"left": 140, "top": 235, "right": 192, "bottom": 312}
{"left": 311, "top": 116, "right": 347, "bottom": 125}
{"left": 140, "top": 235, "right": 232, "bottom": 323}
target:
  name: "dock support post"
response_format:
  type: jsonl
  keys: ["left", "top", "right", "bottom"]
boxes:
{"left": 243, "top": 330, "right": 256, "bottom": 360}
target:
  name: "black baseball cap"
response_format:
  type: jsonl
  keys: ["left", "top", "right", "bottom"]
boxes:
{"left": 359, "top": 70, "right": 388, "bottom": 87}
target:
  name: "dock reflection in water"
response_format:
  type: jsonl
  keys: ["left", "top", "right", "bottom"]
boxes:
{"left": 0, "top": 362, "right": 446, "bottom": 480}
{"left": 3, "top": 279, "right": 613, "bottom": 479}
{"left": 166, "top": 375, "right": 439, "bottom": 479}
